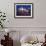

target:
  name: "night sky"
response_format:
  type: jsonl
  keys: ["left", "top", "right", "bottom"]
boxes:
{"left": 16, "top": 5, "right": 31, "bottom": 10}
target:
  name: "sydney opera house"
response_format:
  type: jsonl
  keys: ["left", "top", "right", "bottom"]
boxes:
{"left": 16, "top": 7, "right": 31, "bottom": 16}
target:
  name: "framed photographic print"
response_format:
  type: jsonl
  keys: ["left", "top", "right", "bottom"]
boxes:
{"left": 14, "top": 3, "right": 33, "bottom": 18}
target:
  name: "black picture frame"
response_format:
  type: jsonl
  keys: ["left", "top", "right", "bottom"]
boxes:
{"left": 14, "top": 3, "right": 33, "bottom": 18}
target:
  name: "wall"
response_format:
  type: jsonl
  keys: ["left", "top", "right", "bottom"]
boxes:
{"left": 0, "top": 0, "right": 46, "bottom": 27}
{"left": 0, "top": 0, "right": 46, "bottom": 46}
